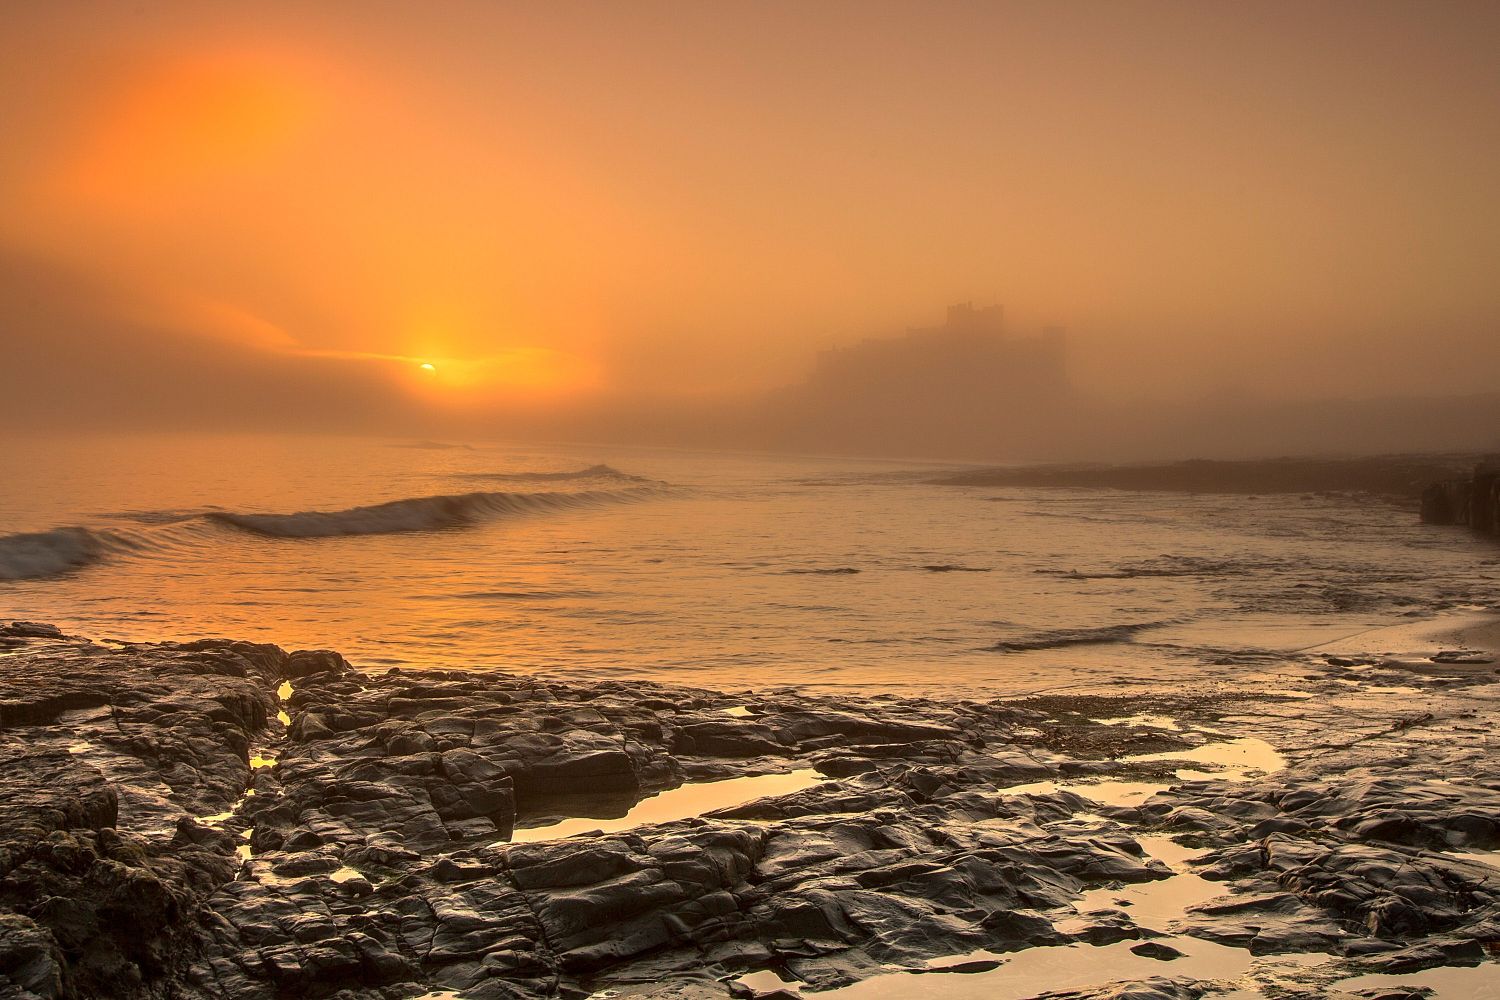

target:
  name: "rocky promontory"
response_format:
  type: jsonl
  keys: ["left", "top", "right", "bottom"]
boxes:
{"left": 2, "top": 620, "right": 1498, "bottom": 999}
{"left": 1421, "top": 459, "right": 1500, "bottom": 535}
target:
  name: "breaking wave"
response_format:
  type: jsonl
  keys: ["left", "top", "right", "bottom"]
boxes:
{"left": 1, "top": 483, "right": 673, "bottom": 581}
{"left": 0, "top": 527, "right": 128, "bottom": 582}
{"left": 990, "top": 620, "right": 1173, "bottom": 652}
{"left": 209, "top": 486, "right": 670, "bottom": 538}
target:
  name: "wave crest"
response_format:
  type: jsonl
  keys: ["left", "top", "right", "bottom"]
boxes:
{"left": 0, "top": 527, "right": 116, "bottom": 581}
{"left": 2, "top": 482, "right": 674, "bottom": 580}
{"left": 206, "top": 486, "right": 668, "bottom": 539}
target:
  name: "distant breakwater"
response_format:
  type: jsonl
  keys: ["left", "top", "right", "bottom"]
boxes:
{"left": 1420, "top": 458, "right": 1500, "bottom": 535}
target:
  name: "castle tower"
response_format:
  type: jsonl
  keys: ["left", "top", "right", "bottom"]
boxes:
{"left": 945, "top": 302, "right": 1004, "bottom": 335}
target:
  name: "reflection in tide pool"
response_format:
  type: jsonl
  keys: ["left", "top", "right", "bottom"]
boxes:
{"left": 1072, "top": 835, "right": 1221, "bottom": 927}
{"left": 739, "top": 834, "right": 1329, "bottom": 1000}
{"left": 1125, "top": 736, "right": 1285, "bottom": 782}
{"left": 995, "top": 732, "right": 1286, "bottom": 807}
{"left": 1336, "top": 963, "right": 1500, "bottom": 999}
{"left": 508, "top": 769, "right": 826, "bottom": 844}
{"left": 719, "top": 740, "right": 1309, "bottom": 998}
{"left": 812, "top": 940, "right": 1328, "bottom": 1000}
{"left": 1449, "top": 850, "right": 1500, "bottom": 869}
{"left": 275, "top": 679, "right": 293, "bottom": 726}
{"left": 998, "top": 777, "right": 1167, "bottom": 808}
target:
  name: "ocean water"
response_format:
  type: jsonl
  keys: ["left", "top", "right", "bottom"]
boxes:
{"left": 2, "top": 432, "right": 1496, "bottom": 695}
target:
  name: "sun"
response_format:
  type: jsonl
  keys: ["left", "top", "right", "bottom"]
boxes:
{"left": 419, "top": 362, "right": 436, "bottom": 372}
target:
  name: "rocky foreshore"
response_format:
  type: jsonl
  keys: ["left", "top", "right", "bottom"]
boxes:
{"left": 2, "top": 620, "right": 1499, "bottom": 1000}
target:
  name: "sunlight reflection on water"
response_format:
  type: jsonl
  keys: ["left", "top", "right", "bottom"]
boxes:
{"left": 3, "top": 433, "right": 1497, "bottom": 696}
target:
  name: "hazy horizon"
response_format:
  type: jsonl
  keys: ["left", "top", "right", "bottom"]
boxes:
{"left": 3, "top": 1, "right": 1499, "bottom": 461}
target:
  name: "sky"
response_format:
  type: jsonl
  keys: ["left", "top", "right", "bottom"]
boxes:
{"left": 2, "top": 1, "right": 1499, "bottom": 452}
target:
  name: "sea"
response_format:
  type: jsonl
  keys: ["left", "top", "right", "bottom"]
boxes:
{"left": 2, "top": 432, "right": 1496, "bottom": 696}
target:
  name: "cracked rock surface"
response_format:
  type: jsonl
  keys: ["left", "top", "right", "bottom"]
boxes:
{"left": 1, "top": 620, "right": 1497, "bottom": 1000}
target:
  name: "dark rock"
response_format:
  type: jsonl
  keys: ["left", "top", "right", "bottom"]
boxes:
{"left": 2, "top": 625, "right": 1498, "bottom": 999}
{"left": 1037, "top": 978, "right": 1207, "bottom": 1000}
{"left": 0, "top": 912, "right": 63, "bottom": 999}
{"left": 3, "top": 622, "right": 64, "bottom": 640}
{"left": 284, "top": 649, "right": 350, "bottom": 679}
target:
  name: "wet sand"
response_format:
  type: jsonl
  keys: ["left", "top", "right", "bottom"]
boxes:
{"left": 1311, "top": 609, "right": 1500, "bottom": 674}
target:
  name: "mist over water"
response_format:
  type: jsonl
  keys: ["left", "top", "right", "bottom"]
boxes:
{"left": 3, "top": 433, "right": 1495, "bottom": 694}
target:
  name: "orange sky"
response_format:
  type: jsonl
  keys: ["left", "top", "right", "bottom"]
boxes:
{"left": 2, "top": 0, "right": 1499, "bottom": 425}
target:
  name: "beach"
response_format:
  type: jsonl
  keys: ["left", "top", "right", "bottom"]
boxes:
{"left": 2, "top": 606, "right": 1497, "bottom": 999}
{"left": 4, "top": 442, "right": 1499, "bottom": 998}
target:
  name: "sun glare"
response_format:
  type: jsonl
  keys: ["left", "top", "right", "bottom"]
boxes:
{"left": 419, "top": 362, "right": 436, "bottom": 372}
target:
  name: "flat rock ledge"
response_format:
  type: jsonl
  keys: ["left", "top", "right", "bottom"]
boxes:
{"left": 1, "top": 621, "right": 1498, "bottom": 999}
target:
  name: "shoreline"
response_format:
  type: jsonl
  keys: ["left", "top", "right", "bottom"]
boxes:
{"left": 1313, "top": 606, "right": 1500, "bottom": 657}
{"left": 1, "top": 618, "right": 1497, "bottom": 999}
{"left": 1303, "top": 607, "right": 1500, "bottom": 682}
